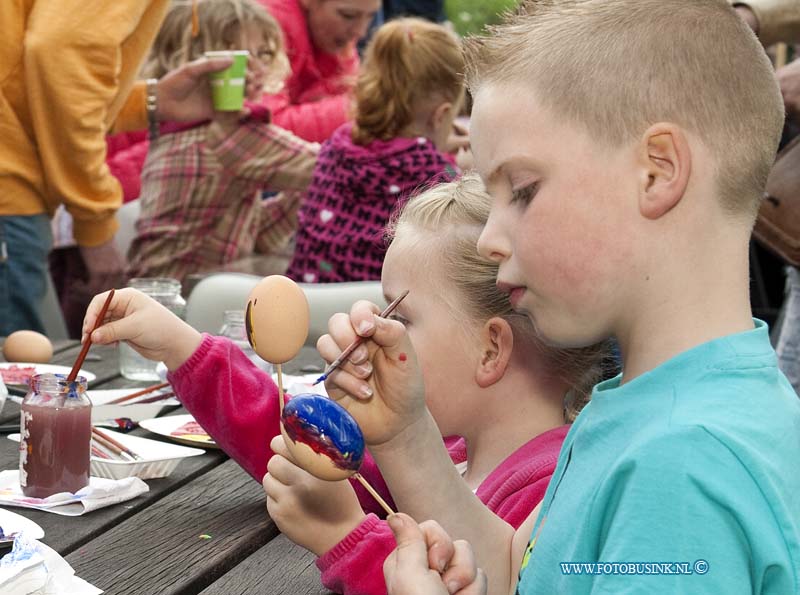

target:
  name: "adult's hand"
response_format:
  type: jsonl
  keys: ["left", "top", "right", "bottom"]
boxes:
{"left": 155, "top": 56, "right": 234, "bottom": 122}
{"left": 384, "top": 513, "right": 486, "bottom": 595}
{"left": 778, "top": 58, "right": 800, "bottom": 118}
{"left": 79, "top": 239, "right": 125, "bottom": 293}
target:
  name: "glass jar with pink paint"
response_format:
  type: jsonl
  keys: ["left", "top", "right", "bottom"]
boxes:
{"left": 19, "top": 374, "right": 92, "bottom": 498}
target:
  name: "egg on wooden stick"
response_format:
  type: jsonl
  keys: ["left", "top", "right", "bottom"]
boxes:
{"left": 245, "top": 275, "right": 394, "bottom": 515}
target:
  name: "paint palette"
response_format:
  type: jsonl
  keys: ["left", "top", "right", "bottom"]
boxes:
{"left": 280, "top": 393, "right": 365, "bottom": 481}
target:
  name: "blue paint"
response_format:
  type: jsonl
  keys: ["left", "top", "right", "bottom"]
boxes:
{"left": 282, "top": 393, "right": 364, "bottom": 472}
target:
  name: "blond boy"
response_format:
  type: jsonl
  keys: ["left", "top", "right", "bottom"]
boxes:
{"left": 318, "top": 0, "right": 800, "bottom": 593}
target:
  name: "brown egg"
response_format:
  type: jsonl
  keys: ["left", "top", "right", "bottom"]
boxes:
{"left": 2, "top": 330, "right": 53, "bottom": 363}
{"left": 245, "top": 275, "right": 309, "bottom": 364}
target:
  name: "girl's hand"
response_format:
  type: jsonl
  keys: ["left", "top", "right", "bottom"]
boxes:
{"left": 81, "top": 288, "right": 201, "bottom": 371}
{"left": 263, "top": 435, "right": 365, "bottom": 556}
{"left": 384, "top": 513, "right": 487, "bottom": 595}
{"left": 316, "top": 301, "right": 427, "bottom": 447}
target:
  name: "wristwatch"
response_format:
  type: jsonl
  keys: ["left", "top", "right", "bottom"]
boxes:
{"left": 146, "top": 78, "right": 159, "bottom": 140}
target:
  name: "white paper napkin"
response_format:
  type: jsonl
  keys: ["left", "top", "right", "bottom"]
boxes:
{"left": 0, "top": 533, "right": 101, "bottom": 594}
{"left": 0, "top": 470, "right": 148, "bottom": 516}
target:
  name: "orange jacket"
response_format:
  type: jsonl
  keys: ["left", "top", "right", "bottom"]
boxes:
{"left": 0, "top": 0, "right": 169, "bottom": 246}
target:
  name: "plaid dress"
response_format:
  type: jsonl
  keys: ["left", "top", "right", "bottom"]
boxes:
{"left": 127, "top": 110, "right": 318, "bottom": 283}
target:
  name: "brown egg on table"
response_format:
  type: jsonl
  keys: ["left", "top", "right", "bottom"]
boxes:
{"left": 2, "top": 330, "right": 53, "bottom": 363}
{"left": 245, "top": 275, "right": 309, "bottom": 364}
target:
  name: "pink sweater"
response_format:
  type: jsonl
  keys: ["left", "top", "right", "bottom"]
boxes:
{"left": 168, "top": 335, "right": 568, "bottom": 595}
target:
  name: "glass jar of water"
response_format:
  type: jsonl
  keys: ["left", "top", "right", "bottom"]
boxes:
{"left": 119, "top": 278, "right": 186, "bottom": 380}
{"left": 218, "top": 310, "right": 274, "bottom": 374}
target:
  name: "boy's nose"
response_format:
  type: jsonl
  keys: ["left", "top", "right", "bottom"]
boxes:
{"left": 477, "top": 218, "right": 510, "bottom": 263}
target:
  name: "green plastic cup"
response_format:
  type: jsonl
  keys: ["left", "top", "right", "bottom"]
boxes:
{"left": 205, "top": 50, "right": 249, "bottom": 111}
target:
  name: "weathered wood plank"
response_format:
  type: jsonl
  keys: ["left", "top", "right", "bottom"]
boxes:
{"left": 65, "top": 459, "right": 278, "bottom": 595}
{"left": 0, "top": 417, "right": 227, "bottom": 555}
{"left": 199, "top": 534, "right": 332, "bottom": 595}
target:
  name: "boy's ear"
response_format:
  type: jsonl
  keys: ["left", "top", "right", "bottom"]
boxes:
{"left": 637, "top": 123, "right": 692, "bottom": 220}
{"left": 475, "top": 318, "right": 514, "bottom": 388}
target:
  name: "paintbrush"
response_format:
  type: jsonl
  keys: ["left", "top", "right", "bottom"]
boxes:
{"left": 67, "top": 289, "right": 115, "bottom": 383}
{"left": 312, "top": 290, "right": 409, "bottom": 386}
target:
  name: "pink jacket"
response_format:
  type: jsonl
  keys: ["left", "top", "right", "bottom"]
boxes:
{"left": 168, "top": 335, "right": 568, "bottom": 595}
{"left": 259, "top": 0, "right": 358, "bottom": 142}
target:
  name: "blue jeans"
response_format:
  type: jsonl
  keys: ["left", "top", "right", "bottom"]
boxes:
{"left": 0, "top": 214, "right": 53, "bottom": 335}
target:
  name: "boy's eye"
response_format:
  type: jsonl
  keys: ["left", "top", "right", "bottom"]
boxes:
{"left": 511, "top": 182, "right": 539, "bottom": 206}
{"left": 389, "top": 314, "right": 410, "bottom": 326}
{"left": 338, "top": 10, "right": 359, "bottom": 21}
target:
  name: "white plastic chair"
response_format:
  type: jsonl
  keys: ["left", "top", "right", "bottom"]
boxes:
{"left": 114, "top": 199, "right": 141, "bottom": 258}
{"left": 184, "top": 273, "right": 386, "bottom": 346}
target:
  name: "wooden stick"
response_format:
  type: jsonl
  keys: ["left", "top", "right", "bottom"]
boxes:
{"left": 312, "top": 290, "right": 410, "bottom": 386}
{"left": 68, "top": 289, "right": 115, "bottom": 382}
{"left": 107, "top": 382, "right": 170, "bottom": 405}
{"left": 123, "top": 391, "right": 176, "bottom": 405}
{"left": 354, "top": 473, "right": 394, "bottom": 515}
{"left": 92, "top": 427, "right": 142, "bottom": 461}
{"left": 277, "top": 364, "right": 285, "bottom": 414}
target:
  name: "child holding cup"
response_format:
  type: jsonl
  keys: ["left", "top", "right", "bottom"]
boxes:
{"left": 126, "top": 0, "right": 319, "bottom": 285}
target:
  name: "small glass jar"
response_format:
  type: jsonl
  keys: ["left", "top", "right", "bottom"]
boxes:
{"left": 219, "top": 310, "right": 274, "bottom": 374}
{"left": 20, "top": 374, "right": 92, "bottom": 498}
{"left": 120, "top": 278, "right": 186, "bottom": 380}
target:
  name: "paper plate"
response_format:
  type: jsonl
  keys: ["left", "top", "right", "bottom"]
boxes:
{"left": 0, "top": 363, "right": 97, "bottom": 388}
{"left": 6, "top": 431, "right": 204, "bottom": 480}
{"left": 0, "top": 506, "right": 45, "bottom": 540}
{"left": 138, "top": 414, "right": 219, "bottom": 448}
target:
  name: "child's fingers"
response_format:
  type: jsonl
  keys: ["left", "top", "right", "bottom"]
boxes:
{"left": 418, "top": 520, "right": 456, "bottom": 575}
{"left": 90, "top": 313, "right": 141, "bottom": 345}
{"left": 385, "top": 513, "right": 434, "bottom": 576}
{"left": 441, "top": 540, "right": 480, "bottom": 595}
{"left": 269, "top": 435, "right": 298, "bottom": 464}
{"left": 81, "top": 290, "right": 118, "bottom": 341}
{"left": 265, "top": 452, "right": 306, "bottom": 485}
{"left": 262, "top": 472, "right": 284, "bottom": 501}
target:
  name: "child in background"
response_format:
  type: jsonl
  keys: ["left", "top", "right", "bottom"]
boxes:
{"left": 286, "top": 17, "right": 465, "bottom": 284}
{"left": 82, "top": 176, "right": 608, "bottom": 594}
{"left": 319, "top": 1, "right": 800, "bottom": 594}
{"left": 264, "top": 175, "right": 609, "bottom": 595}
{"left": 126, "top": 0, "right": 319, "bottom": 284}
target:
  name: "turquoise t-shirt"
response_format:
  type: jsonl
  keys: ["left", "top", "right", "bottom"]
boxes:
{"left": 517, "top": 320, "right": 800, "bottom": 594}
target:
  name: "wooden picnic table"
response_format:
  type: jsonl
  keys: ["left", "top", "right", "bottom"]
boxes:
{"left": 0, "top": 338, "right": 335, "bottom": 595}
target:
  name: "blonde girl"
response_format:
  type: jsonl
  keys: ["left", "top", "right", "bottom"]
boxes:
{"left": 264, "top": 175, "right": 610, "bottom": 595}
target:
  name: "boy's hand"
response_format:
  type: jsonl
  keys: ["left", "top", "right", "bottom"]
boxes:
{"left": 316, "top": 300, "right": 427, "bottom": 447}
{"left": 384, "top": 513, "right": 486, "bottom": 595}
{"left": 82, "top": 288, "right": 202, "bottom": 371}
{"left": 263, "top": 435, "right": 365, "bottom": 556}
